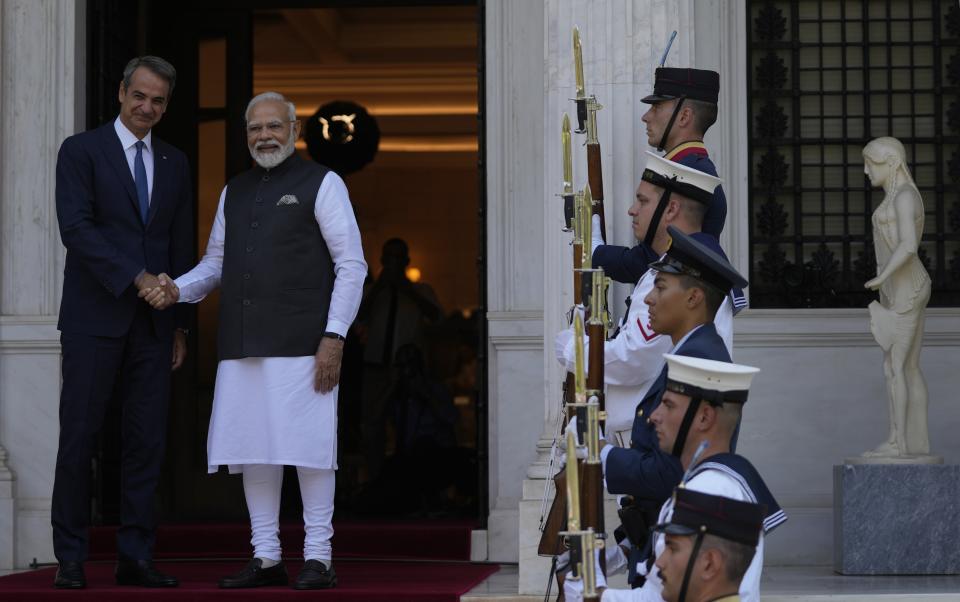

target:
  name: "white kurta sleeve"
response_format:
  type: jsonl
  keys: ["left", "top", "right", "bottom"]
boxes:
{"left": 314, "top": 172, "right": 367, "bottom": 337}
{"left": 175, "top": 186, "right": 227, "bottom": 303}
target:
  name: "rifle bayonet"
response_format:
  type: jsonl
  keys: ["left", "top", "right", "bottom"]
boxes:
{"left": 581, "top": 185, "right": 592, "bottom": 269}
{"left": 561, "top": 114, "right": 575, "bottom": 231}
{"left": 573, "top": 27, "right": 586, "bottom": 131}
{"left": 564, "top": 430, "right": 581, "bottom": 530}
{"left": 571, "top": 27, "right": 607, "bottom": 241}
{"left": 573, "top": 310, "right": 586, "bottom": 404}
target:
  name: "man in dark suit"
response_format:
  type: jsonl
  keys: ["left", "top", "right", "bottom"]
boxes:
{"left": 52, "top": 56, "right": 192, "bottom": 589}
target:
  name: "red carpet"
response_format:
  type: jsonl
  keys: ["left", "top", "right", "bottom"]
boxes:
{"left": 89, "top": 520, "right": 475, "bottom": 561}
{"left": 0, "top": 560, "right": 499, "bottom": 601}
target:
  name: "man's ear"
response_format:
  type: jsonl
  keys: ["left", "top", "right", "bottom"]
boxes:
{"left": 686, "top": 285, "right": 706, "bottom": 309}
{"left": 663, "top": 197, "right": 685, "bottom": 225}
{"left": 697, "top": 404, "right": 718, "bottom": 432}
{"left": 698, "top": 547, "right": 725, "bottom": 581}
{"left": 677, "top": 105, "right": 695, "bottom": 129}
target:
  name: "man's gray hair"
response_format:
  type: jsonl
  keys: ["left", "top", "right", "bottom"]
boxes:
{"left": 122, "top": 56, "right": 177, "bottom": 96}
{"left": 245, "top": 92, "right": 297, "bottom": 123}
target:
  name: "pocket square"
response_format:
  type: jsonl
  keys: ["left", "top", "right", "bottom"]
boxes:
{"left": 277, "top": 194, "right": 299, "bottom": 206}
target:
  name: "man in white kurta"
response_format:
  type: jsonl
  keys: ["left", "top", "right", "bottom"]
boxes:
{"left": 149, "top": 92, "right": 366, "bottom": 590}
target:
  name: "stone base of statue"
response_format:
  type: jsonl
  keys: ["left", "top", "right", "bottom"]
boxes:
{"left": 833, "top": 463, "right": 960, "bottom": 574}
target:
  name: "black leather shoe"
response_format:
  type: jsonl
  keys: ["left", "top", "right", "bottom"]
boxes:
{"left": 115, "top": 559, "right": 179, "bottom": 587}
{"left": 54, "top": 561, "right": 86, "bottom": 589}
{"left": 218, "top": 558, "right": 288, "bottom": 589}
{"left": 293, "top": 560, "right": 337, "bottom": 590}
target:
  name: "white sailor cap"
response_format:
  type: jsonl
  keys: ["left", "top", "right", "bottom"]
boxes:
{"left": 641, "top": 151, "right": 722, "bottom": 205}
{"left": 663, "top": 354, "right": 760, "bottom": 406}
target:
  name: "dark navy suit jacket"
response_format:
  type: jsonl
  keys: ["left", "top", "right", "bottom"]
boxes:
{"left": 55, "top": 122, "right": 193, "bottom": 340}
{"left": 604, "top": 322, "right": 732, "bottom": 500}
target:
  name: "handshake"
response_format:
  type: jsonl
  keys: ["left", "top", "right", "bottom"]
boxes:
{"left": 135, "top": 271, "right": 180, "bottom": 310}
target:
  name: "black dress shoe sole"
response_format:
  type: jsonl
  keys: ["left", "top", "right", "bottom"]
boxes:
{"left": 53, "top": 580, "right": 86, "bottom": 589}
{"left": 219, "top": 574, "right": 289, "bottom": 589}
{"left": 292, "top": 576, "right": 337, "bottom": 590}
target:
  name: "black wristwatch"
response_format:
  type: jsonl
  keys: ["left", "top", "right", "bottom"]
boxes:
{"left": 322, "top": 331, "right": 345, "bottom": 342}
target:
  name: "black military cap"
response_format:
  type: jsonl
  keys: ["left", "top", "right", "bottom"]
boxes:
{"left": 649, "top": 226, "right": 748, "bottom": 293}
{"left": 654, "top": 489, "right": 765, "bottom": 546}
{"left": 642, "top": 68, "right": 720, "bottom": 104}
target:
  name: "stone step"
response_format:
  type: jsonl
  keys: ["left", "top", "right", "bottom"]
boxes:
{"left": 462, "top": 566, "right": 960, "bottom": 601}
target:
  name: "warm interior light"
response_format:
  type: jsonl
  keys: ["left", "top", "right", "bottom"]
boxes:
{"left": 405, "top": 267, "right": 421, "bottom": 282}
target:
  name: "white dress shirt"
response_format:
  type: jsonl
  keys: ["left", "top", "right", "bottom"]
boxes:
{"left": 175, "top": 170, "right": 367, "bottom": 472}
{"left": 113, "top": 117, "right": 154, "bottom": 201}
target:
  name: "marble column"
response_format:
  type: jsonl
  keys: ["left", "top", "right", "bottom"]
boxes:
{"left": 484, "top": 0, "right": 547, "bottom": 563}
{"left": 0, "top": 0, "right": 85, "bottom": 569}
{"left": 517, "top": 0, "right": 695, "bottom": 593}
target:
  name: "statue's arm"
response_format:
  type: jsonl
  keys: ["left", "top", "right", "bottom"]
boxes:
{"left": 866, "top": 188, "right": 921, "bottom": 290}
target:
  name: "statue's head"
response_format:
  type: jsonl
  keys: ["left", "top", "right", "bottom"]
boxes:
{"left": 863, "top": 137, "right": 909, "bottom": 189}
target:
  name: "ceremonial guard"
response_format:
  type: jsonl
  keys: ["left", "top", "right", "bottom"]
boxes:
{"left": 567, "top": 354, "right": 786, "bottom": 601}
{"left": 592, "top": 68, "right": 733, "bottom": 286}
{"left": 555, "top": 154, "right": 734, "bottom": 444}
{"left": 153, "top": 92, "right": 367, "bottom": 589}
{"left": 600, "top": 228, "right": 748, "bottom": 582}
{"left": 652, "top": 489, "right": 765, "bottom": 602}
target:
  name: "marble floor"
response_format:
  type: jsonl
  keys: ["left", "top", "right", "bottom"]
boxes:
{"left": 462, "top": 565, "right": 960, "bottom": 601}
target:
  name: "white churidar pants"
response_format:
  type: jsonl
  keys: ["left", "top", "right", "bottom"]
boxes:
{"left": 242, "top": 464, "right": 335, "bottom": 562}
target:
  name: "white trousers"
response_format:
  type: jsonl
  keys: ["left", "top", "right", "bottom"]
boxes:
{"left": 242, "top": 464, "right": 335, "bottom": 562}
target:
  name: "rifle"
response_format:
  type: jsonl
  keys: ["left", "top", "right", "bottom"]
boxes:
{"left": 538, "top": 305, "right": 588, "bottom": 556}
{"left": 578, "top": 268, "right": 608, "bottom": 582}
{"left": 559, "top": 429, "right": 602, "bottom": 601}
{"left": 539, "top": 118, "right": 594, "bottom": 555}
{"left": 573, "top": 27, "right": 607, "bottom": 243}
{"left": 585, "top": 269, "right": 610, "bottom": 431}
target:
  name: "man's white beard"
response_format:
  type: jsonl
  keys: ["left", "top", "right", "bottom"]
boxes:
{"left": 250, "top": 135, "right": 296, "bottom": 169}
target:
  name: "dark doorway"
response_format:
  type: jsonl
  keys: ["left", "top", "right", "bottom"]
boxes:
{"left": 85, "top": 0, "right": 486, "bottom": 527}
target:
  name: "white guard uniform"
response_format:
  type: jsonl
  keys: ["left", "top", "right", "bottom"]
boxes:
{"left": 555, "top": 267, "right": 733, "bottom": 443}
{"left": 176, "top": 173, "right": 367, "bottom": 473}
{"left": 600, "top": 468, "right": 764, "bottom": 602}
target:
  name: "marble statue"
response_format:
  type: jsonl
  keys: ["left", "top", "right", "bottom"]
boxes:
{"left": 859, "top": 137, "right": 938, "bottom": 463}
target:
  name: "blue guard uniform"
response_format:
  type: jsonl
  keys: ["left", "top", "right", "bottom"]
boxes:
{"left": 598, "top": 227, "right": 751, "bottom": 584}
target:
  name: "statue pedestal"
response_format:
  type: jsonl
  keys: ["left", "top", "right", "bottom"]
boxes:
{"left": 833, "top": 464, "right": 960, "bottom": 574}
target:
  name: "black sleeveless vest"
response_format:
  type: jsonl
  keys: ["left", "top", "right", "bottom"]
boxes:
{"left": 218, "top": 154, "right": 334, "bottom": 360}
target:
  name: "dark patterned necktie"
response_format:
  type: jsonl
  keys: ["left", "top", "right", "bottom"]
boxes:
{"left": 134, "top": 140, "right": 149, "bottom": 223}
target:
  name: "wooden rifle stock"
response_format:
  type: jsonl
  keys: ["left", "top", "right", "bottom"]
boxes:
{"left": 579, "top": 460, "right": 606, "bottom": 586}
{"left": 538, "top": 467, "right": 570, "bottom": 556}
{"left": 538, "top": 371, "right": 576, "bottom": 556}
{"left": 587, "top": 144, "right": 606, "bottom": 242}
{"left": 579, "top": 461, "right": 605, "bottom": 542}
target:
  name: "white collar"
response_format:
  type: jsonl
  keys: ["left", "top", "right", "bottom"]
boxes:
{"left": 671, "top": 323, "right": 705, "bottom": 352}
{"left": 114, "top": 116, "right": 152, "bottom": 152}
